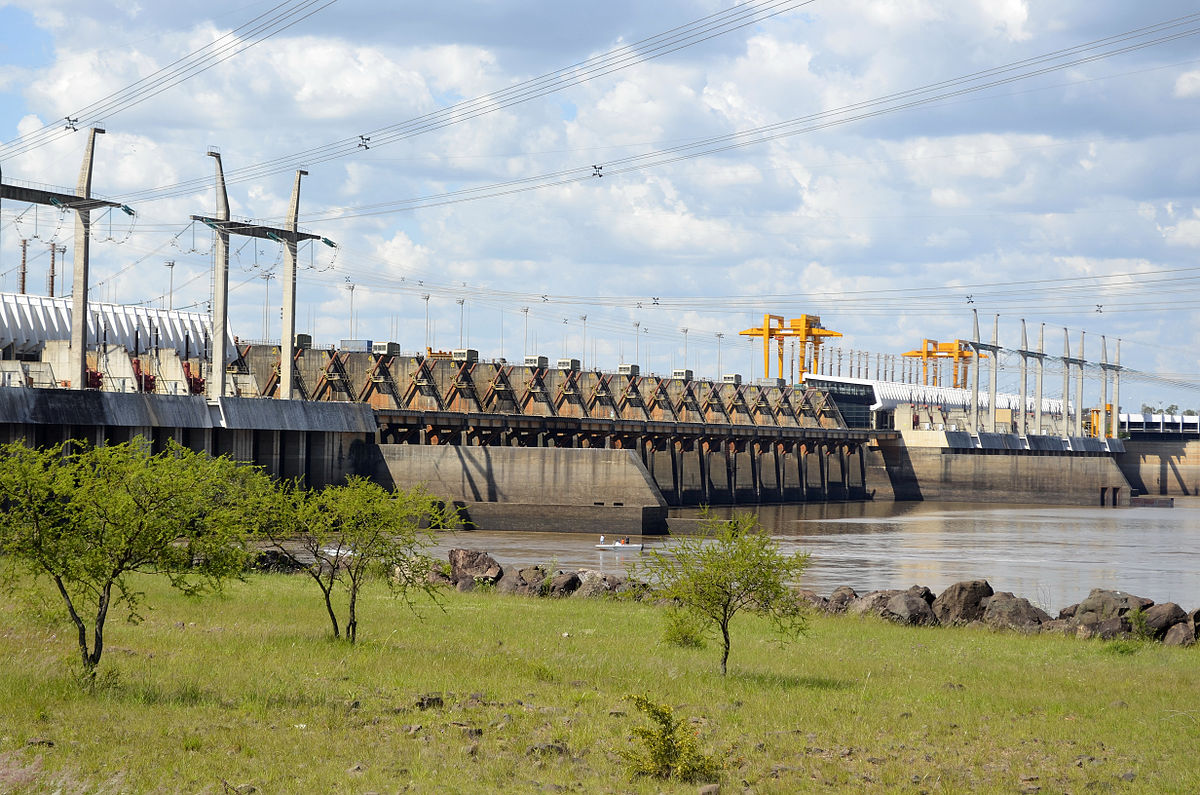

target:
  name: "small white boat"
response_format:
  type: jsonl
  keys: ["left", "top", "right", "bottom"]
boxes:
{"left": 595, "top": 542, "right": 643, "bottom": 551}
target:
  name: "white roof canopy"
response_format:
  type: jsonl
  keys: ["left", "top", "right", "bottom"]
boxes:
{"left": 0, "top": 292, "right": 236, "bottom": 360}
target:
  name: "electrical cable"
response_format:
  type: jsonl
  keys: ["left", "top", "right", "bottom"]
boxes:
{"left": 111, "top": 0, "right": 818, "bottom": 202}
{"left": 0, "top": 0, "right": 340, "bottom": 161}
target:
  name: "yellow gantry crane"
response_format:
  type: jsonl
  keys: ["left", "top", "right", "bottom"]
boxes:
{"left": 901, "top": 339, "right": 984, "bottom": 388}
{"left": 738, "top": 314, "right": 842, "bottom": 382}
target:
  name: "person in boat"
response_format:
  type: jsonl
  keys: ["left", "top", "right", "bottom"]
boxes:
{"left": 622, "top": 536, "right": 631, "bottom": 545}
{"left": 599, "top": 535, "right": 605, "bottom": 545}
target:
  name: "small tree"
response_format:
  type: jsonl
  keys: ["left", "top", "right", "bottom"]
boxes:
{"left": 0, "top": 439, "right": 264, "bottom": 679}
{"left": 261, "top": 477, "right": 446, "bottom": 643}
{"left": 635, "top": 512, "right": 809, "bottom": 675}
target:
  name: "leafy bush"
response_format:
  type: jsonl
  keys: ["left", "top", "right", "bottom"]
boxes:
{"left": 1127, "top": 607, "right": 1152, "bottom": 641}
{"left": 1102, "top": 639, "right": 1142, "bottom": 656}
{"left": 620, "top": 694, "right": 721, "bottom": 782}
{"left": 634, "top": 511, "right": 808, "bottom": 674}
{"left": 662, "top": 607, "right": 706, "bottom": 648}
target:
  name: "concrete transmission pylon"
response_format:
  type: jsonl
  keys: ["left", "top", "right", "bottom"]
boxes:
{"left": 192, "top": 154, "right": 332, "bottom": 400}
{"left": 0, "top": 127, "right": 131, "bottom": 388}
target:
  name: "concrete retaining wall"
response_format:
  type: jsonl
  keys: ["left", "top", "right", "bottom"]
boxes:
{"left": 0, "top": 388, "right": 370, "bottom": 488}
{"left": 369, "top": 444, "right": 669, "bottom": 533}
{"left": 1116, "top": 440, "right": 1200, "bottom": 496}
{"left": 879, "top": 440, "right": 1132, "bottom": 505}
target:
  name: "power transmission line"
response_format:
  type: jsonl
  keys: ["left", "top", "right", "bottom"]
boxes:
{"left": 286, "top": 13, "right": 1200, "bottom": 223}
{"left": 110, "top": 0, "right": 817, "bottom": 203}
{"left": 0, "top": 0, "right": 340, "bottom": 161}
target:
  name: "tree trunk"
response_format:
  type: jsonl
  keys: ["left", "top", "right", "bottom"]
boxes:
{"left": 321, "top": 585, "right": 340, "bottom": 639}
{"left": 89, "top": 582, "right": 112, "bottom": 669}
{"left": 347, "top": 580, "right": 358, "bottom": 644}
{"left": 54, "top": 575, "right": 92, "bottom": 672}
{"left": 720, "top": 621, "right": 730, "bottom": 676}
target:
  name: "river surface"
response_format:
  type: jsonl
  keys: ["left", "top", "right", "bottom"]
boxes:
{"left": 428, "top": 500, "right": 1200, "bottom": 613}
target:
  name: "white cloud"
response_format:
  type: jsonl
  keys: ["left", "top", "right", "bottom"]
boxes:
{"left": 1174, "top": 70, "right": 1200, "bottom": 99}
{"left": 0, "top": 1, "right": 1198, "bottom": 408}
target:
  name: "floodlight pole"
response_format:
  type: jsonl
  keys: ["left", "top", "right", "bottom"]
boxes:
{"left": 280, "top": 169, "right": 307, "bottom": 400}
{"left": 68, "top": 128, "right": 105, "bottom": 390}
{"left": 208, "top": 150, "right": 230, "bottom": 402}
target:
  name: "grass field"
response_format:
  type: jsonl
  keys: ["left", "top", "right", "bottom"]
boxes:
{"left": 1, "top": 572, "right": 1197, "bottom": 793}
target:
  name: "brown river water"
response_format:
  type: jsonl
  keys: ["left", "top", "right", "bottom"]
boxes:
{"left": 427, "top": 500, "right": 1200, "bottom": 613}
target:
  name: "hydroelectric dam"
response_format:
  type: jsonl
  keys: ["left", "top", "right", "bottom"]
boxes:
{"left": 0, "top": 135, "right": 1185, "bottom": 533}
{"left": 0, "top": 293, "right": 1171, "bottom": 533}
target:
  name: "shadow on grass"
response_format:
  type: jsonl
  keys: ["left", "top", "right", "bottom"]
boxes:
{"left": 728, "top": 671, "right": 855, "bottom": 691}
{"left": 104, "top": 678, "right": 330, "bottom": 710}
{"left": 103, "top": 679, "right": 222, "bottom": 707}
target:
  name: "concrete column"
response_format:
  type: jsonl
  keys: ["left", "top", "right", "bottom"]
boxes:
{"left": 69, "top": 128, "right": 104, "bottom": 390}
{"left": 1113, "top": 340, "right": 1121, "bottom": 438}
{"left": 774, "top": 443, "right": 784, "bottom": 501}
{"left": 818, "top": 444, "right": 828, "bottom": 500}
{"left": 750, "top": 442, "right": 761, "bottom": 503}
{"left": 970, "top": 310, "right": 981, "bottom": 432}
{"left": 1099, "top": 336, "right": 1109, "bottom": 439}
{"left": 988, "top": 315, "right": 999, "bottom": 433}
{"left": 207, "top": 151, "right": 230, "bottom": 402}
{"left": 1061, "top": 328, "right": 1071, "bottom": 437}
{"left": 840, "top": 445, "right": 849, "bottom": 496}
{"left": 857, "top": 445, "right": 867, "bottom": 496}
{"left": 1075, "top": 331, "right": 1085, "bottom": 436}
{"left": 699, "top": 442, "right": 710, "bottom": 504}
{"left": 280, "top": 169, "right": 307, "bottom": 401}
{"left": 725, "top": 441, "right": 736, "bottom": 505}
{"left": 297, "top": 430, "right": 309, "bottom": 486}
{"left": 1035, "top": 323, "right": 1045, "bottom": 436}
{"left": 1018, "top": 320, "right": 1029, "bottom": 437}
{"left": 671, "top": 440, "right": 682, "bottom": 505}
{"left": 798, "top": 443, "right": 807, "bottom": 501}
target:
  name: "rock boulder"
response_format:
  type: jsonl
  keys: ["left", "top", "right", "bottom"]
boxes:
{"left": 448, "top": 549, "right": 502, "bottom": 587}
{"left": 546, "top": 571, "right": 581, "bottom": 597}
{"left": 885, "top": 592, "right": 937, "bottom": 626}
{"left": 1163, "top": 622, "right": 1197, "bottom": 647}
{"left": 827, "top": 586, "right": 858, "bottom": 614}
{"left": 982, "top": 593, "right": 1050, "bottom": 633}
{"left": 1073, "top": 589, "right": 1153, "bottom": 625}
{"left": 795, "top": 589, "right": 830, "bottom": 612}
{"left": 1076, "top": 616, "right": 1132, "bottom": 640}
{"left": 496, "top": 564, "right": 548, "bottom": 595}
{"left": 573, "top": 570, "right": 624, "bottom": 599}
{"left": 906, "top": 585, "right": 935, "bottom": 605}
{"left": 847, "top": 590, "right": 902, "bottom": 618}
{"left": 1142, "top": 602, "right": 1186, "bottom": 638}
{"left": 1039, "top": 618, "right": 1074, "bottom": 636}
{"left": 932, "top": 580, "right": 994, "bottom": 625}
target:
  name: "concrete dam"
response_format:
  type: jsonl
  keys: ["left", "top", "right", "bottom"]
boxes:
{"left": 0, "top": 327, "right": 1146, "bottom": 533}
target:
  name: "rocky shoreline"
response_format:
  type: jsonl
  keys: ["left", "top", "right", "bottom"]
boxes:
{"left": 436, "top": 548, "right": 1199, "bottom": 648}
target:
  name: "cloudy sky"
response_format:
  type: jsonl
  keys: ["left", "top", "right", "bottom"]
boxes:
{"left": 1, "top": 0, "right": 1199, "bottom": 410}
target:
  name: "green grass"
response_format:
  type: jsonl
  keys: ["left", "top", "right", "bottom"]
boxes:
{"left": 1, "top": 573, "right": 1197, "bottom": 793}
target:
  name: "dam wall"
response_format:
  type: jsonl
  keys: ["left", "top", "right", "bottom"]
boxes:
{"left": 879, "top": 432, "right": 1132, "bottom": 506}
{"left": 0, "top": 388, "right": 373, "bottom": 488}
{"left": 368, "top": 444, "right": 669, "bottom": 533}
{"left": 1116, "top": 439, "right": 1200, "bottom": 497}
{"left": 0, "top": 387, "right": 1147, "bottom": 530}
